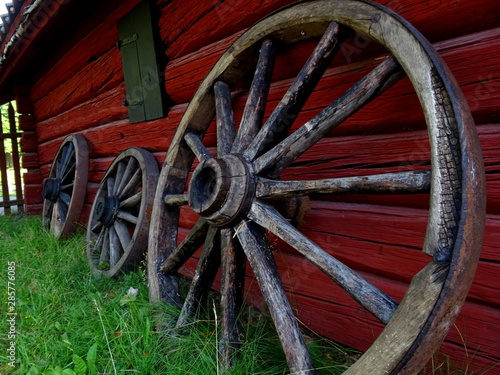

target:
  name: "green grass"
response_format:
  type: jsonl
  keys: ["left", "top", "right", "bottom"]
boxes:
{"left": 0, "top": 215, "right": 358, "bottom": 375}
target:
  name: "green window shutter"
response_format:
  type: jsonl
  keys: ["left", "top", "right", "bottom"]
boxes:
{"left": 118, "top": 0, "right": 164, "bottom": 123}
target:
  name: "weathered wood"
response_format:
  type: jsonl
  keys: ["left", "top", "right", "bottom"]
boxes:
{"left": 219, "top": 228, "right": 246, "bottom": 369}
{"left": 86, "top": 147, "right": 159, "bottom": 277}
{"left": 159, "top": 218, "right": 209, "bottom": 275}
{"left": 244, "top": 22, "right": 348, "bottom": 161}
{"left": 158, "top": 0, "right": 499, "bottom": 61}
{"left": 158, "top": 0, "right": 292, "bottom": 59}
{"left": 256, "top": 171, "right": 431, "bottom": 199}
{"left": 214, "top": 81, "right": 236, "bottom": 156}
{"left": 176, "top": 227, "right": 221, "bottom": 328}
{"left": 31, "top": 0, "right": 142, "bottom": 103}
{"left": 34, "top": 48, "right": 123, "bottom": 122}
{"left": 184, "top": 132, "right": 213, "bottom": 162}
{"left": 8, "top": 103, "right": 24, "bottom": 212}
{"left": 145, "top": 1, "right": 487, "bottom": 373}
{"left": 164, "top": 28, "right": 500, "bottom": 133}
{"left": 232, "top": 39, "right": 276, "bottom": 154}
{"left": 42, "top": 134, "right": 89, "bottom": 239}
{"left": 253, "top": 56, "right": 404, "bottom": 177}
{"left": 36, "top": 84, "right": 128, "bottom": 144}
{"left": 0, "top": 114, "right": 12, "bottom": 214}
{"left": 236, "top": 220, "right": 315, "bottom": 374}
{"left": 248, "top": 200, "right": 399, "bottom": 324}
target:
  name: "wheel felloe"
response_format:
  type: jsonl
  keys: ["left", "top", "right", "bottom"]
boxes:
{"left": 148, "top": 0, "right": 485, "bottom": 373}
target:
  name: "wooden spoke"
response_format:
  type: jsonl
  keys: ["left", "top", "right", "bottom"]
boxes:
{"left": 215, "top": 81, "right": 237, "bottom": 156}
{"left": 91, "top": 221, "right": 103, "bottom": 234}
{"left": 184, "top": 133, "right": 213, "bottom": 162}
{"left": 116, "top": 210, "right": 139, "bottom": 225}
{"left": 113, "top": 161, "right": 127, "bottom": 195}
{"left": 61, "top": 160, "right": 76, "bottom": 182}
{"left": 42, "top": 134, "right": 89, "bottom": 239}
{"left": 114, "top": 219, "right": 132, "bottom": 251}
{"left": 160, "top": 218, "right": 210, "bottom": 275}
{"left": 232, "top": 39, "right": 276, "bottom": 154}
{"left": 60, "top": 182, "right": 74, "bottom": 191}
{"left": 116, "top": 157, "right": 139, "bottom": 197}
{"left": 163, "top": 194, "right": 189, "bottom": 206}
{"left": 56, "top": 142, "right": 74, "bottom": 178}
{"left": 256, "top": 171, "right": 431, "bottom": 199}
{"left": 253, "top": 56, "right": 404, "bottom": 177}
{"left": 248, "top": 201, "right": 398, "bottom": 324}
{"left": 109, "top": 226, "right": 122, "bottom": 268}
{"left": 219, "top": 228, "right": 246, "bottom": 369}
{"left": 119, "top": 168, "right": 142, "bottom": 199}
{"left": 87, "top": 147, "right": 159, "bottom": 278}
{"left": 59, "top": 191, "right": 72, "bottom": 206}
{"left": 106, "top": 176, "right": 115, "bottom": 196}
{"left": 119, "top": 191, "right": 142, "bottom": 209}
{"left": 57, "top": 197, "right": 68, "bottom": 222}
{"left": 236, "top": 220, "right": 314, "bottom": 374}
{"left": 176, "top": 227, "right": 221, "bottom": 328}
{"left": 98, "top": 228, "right": 110, "bottom": 268}
{"left": 243, "top": 22, "right": 349, "bottom": 161}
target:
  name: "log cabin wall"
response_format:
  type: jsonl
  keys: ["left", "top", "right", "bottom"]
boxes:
{"left": 17, "top": 0, "right": 500, "bottom": 372}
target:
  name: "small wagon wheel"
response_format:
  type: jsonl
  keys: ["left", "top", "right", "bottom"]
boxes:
{"left": 87, "top": 147, "right": 159, "bottom": 278}
{"left": 148, "top": 1, "right": 485, "bottom": 374}
{"left": 42, "top": 134, "right": 89, "bottom": 239}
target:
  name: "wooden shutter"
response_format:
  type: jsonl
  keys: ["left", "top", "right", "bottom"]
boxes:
{"left": 118, "top": 0, "right": 164, "bottom": 124}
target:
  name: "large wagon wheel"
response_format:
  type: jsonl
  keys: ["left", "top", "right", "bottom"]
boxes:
{"left": 42, "top": 134, "right": 89, "bottom": 239}
{"left": 87, "top": 147, "right": 159, "bottom": 278}
{"left": 148, "top": 0, "right": 485, "bottom": 374}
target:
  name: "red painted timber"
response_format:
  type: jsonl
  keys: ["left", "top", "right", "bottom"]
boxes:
{"left": 34, "top": 48, "right": 124, "bottom": 122}
{"left": 164, "top": 28, "right": 500, "bottom": 137}
{"left": 179, "top": 245, "right": 499, "bottom": 373}
{"left": 35, "top": 83, "right": 129, "bottom": 144}
{"left": 159, "top": 0, "right": 500, "bottom": 60}
{"left": 30, "top": 0, "right": 143, "bottom": 103}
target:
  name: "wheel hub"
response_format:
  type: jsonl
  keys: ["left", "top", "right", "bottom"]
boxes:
{"left": 42, "top": 178, "right": 62, "bottom": 202}
{"left": 95, "top": 196, "right": 119, "bottom": 227}
{"left": 188, "top": 154, "right": 255, "bottom": 227}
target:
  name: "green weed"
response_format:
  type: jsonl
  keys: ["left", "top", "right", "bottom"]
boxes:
{"left": 0, "top": 215, "right": 357, "bottom": 374}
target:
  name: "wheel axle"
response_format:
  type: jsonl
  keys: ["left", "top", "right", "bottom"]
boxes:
{"left": 94, "top": 195, "right": 119, "bottom": 227}
{"left": 42, "top": 177, "right": 62, "bottom": 202}
{"left": 188, "top": 154, "right": 255, "bottom": 228}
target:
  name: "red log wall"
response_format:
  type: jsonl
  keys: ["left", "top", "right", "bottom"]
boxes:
{"left": 23, "top": 0, "right": 500, "bottom": 372}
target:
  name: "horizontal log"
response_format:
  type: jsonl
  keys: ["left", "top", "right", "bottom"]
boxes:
{"left": 23, "top": 185, "right": 43, "bottom": 205}
{"left": 159, "top": 0, "right": 500, "bottom": 61}
{"left": 23, "top": 172, "right": 43, "bottom": 185}
{"left": 18, "top": 114, "right": 36, "bottom": 131}
{"left": 36, "top": 83, "right": 129, "bottom": 143}
{"left": 34, "top": 48, "right": 124, "bottom": 122}
{"left": 164, "top": 24, "right": 499, "bottom": 134}
{"left": 20, "top": 132, "right": 38, "bottom": 153}
{"left": 158, "top": 0, "right": 291, "bottom": 59}
{"left": 30, "top": 0, "right": 142, "bottom": 102}
{"left": 37, "top": 113, "right": 181, "bottom": 164}
{"left": 21, "top": 153, "right": 39, "bottom": 169}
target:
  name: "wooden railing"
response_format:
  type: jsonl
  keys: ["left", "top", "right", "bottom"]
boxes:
{"left": 0, "top": 103, "right": 24, "bottom": 215}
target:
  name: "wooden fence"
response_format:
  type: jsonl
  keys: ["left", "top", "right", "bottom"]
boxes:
{"left": 0, "top": 102, "right": 24, "bottom": 214}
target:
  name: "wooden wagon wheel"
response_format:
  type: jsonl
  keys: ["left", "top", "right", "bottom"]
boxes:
{"left": 148, "top": 0, "right": 485, "bottom": 373}
{"left": 42, "top": 134, "right": 89, "bottom": 239}
{"left": 87, "top": 147, "right": 159, "bottom": 278}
